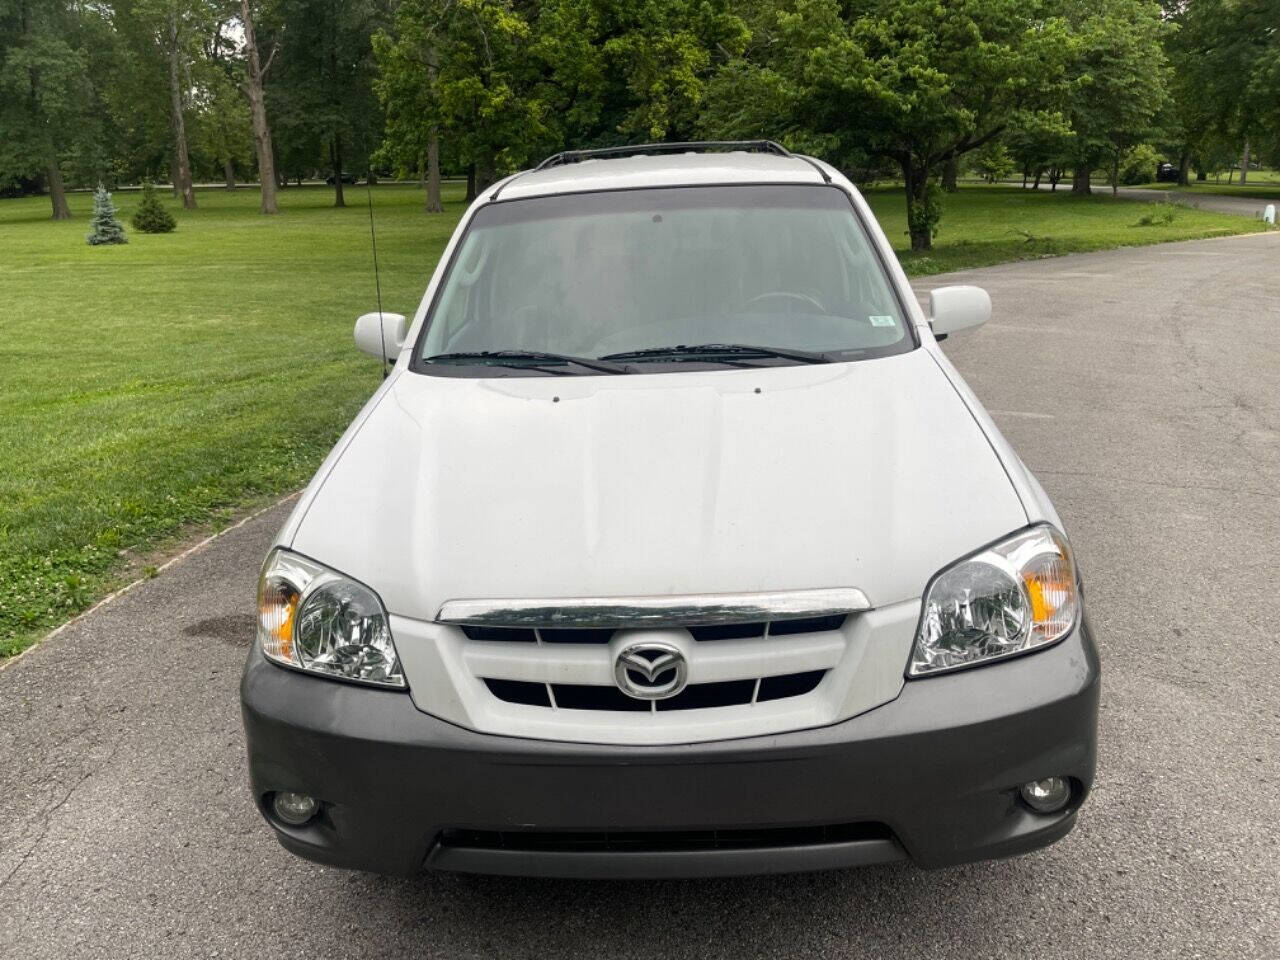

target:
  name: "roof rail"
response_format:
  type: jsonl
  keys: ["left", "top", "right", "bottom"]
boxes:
{"left": 534, "top": 140, "right": 794, "bottom": 171}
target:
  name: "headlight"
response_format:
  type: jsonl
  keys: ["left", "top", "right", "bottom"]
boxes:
{"left": 256, "top": 548, "right": 406, "bottom": 688}
{"left": 909, "top": 525, "right": 1079, "bottom": 677}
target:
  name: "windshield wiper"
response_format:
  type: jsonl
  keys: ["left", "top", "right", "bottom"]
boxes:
{"left": 424, "top": 350, "right": 631, "bottom": 375}
{"left": 600, "top": 343, "right": 834, "bottom": 364}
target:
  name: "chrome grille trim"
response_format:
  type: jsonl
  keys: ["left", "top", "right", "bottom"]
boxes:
{"left": 436, "top": 587, "right": 871, "bottom": 629}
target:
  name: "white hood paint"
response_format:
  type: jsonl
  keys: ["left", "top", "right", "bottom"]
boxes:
{"left": 288, "top": 349, "right": 1027, "bottom": 622}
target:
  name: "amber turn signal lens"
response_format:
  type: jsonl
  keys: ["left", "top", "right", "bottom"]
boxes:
{"left": 258, "top": 577, "right": 300, "bottom": 663}
{"left": 1022, "top": 542, "right": 1077, "bottom": 643}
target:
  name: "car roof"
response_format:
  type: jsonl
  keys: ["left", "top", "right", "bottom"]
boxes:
{"left": 491, "top": 151, "right": 832, "bottom": 202}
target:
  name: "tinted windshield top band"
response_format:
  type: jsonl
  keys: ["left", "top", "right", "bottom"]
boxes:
{"left": 474, "top": 183, "right": 853, "bottom": 226}
{"left": 409, "top": 183, "right": 918, "bottom": 376}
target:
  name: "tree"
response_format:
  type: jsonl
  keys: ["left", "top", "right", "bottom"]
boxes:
{"left": 1061, "top": 0, "right": 1169, "bottom": 196}
{"left": 86, "top": 184, "right": 127, "bottom": 243}
{"left": 1163, "top": 1, "right": 1220, "bottom": 186}
{"left": 972, "top": 141, "right": 1015, "bottom": 184}
{"left": 238, "top": 0, "right": 280, "bottom": 213}
{"left": 0, "top": 0, "right": 111, "bottom": 218}
{"left": 193, "top": 35, "right": 256, "bottom": 189}
{"left": 373, "top": 0, "right": 747, "bottom": 203}
{"left": 166, "top": 3, "right": 199, "bottom": 207}
{"left": 376, "top": 0, "right": 548, "bottom": 198}
{"left": 1168, "top": 0, "right": 1280, "bottom": 186}
{"left": 105, "top": 0, "right": 208, "bottom": 202}
{"left": 270, "top": 0, "right": 388, "bottom": 208}
{"left": 373, "top": 30, "right": 445, "bottom": 210}
{"left": 1005, "top": 110, "right": 1073, "bottom": 188}
{"left": 700, "top": 0, "right": 1073, "bottom": 251}
{"left": 535, "top": 0, "right": 749, "bottom": 145}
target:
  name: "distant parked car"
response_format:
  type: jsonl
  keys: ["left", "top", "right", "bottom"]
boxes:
{"left": 326, "top": 172, "right": 360, "bottom": 185}
{"left": 1155, "top": 162, "right": 1179, "bottom": 183}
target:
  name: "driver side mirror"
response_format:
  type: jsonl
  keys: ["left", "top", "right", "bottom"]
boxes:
{"left": 928, "top": 285, "right": 990, "bottom": 340}
{"left": 354, "top": 311, "right": 408, "bottom": 362}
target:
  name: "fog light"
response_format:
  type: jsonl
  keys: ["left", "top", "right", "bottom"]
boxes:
{"left": 1020, "top": 777, "right": 1071, "bottom": 813}
{"left": 271, "top": 791, "right": 319, "bottom": 826}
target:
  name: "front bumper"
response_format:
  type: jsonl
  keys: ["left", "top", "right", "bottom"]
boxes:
{"left": 240, "top": 618, "right": 1100, "bottom": 878}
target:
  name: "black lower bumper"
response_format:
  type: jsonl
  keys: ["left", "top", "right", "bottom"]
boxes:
{"left": 240, "top": 618, "right": 1100, "bottom": 878}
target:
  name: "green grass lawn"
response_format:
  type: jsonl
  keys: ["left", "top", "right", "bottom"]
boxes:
{"left": 0, "top": 182, "right": 1267, "bottom": 657}
{"left": 869, "top": 184, "right": 1268, "bottom": 274}
{"left": 1135, "top": 180, "right": 1280, "bottom": 201}
{"left": 0, "top": 184, "right": 465, "bottom": 657}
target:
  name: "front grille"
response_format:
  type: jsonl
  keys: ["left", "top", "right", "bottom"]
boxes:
{"left": 484, "top": 670, "right": 825, "bottom": 712}
{"left": 439, "top": 822, "right": 893, "bottom": 853}
{"left": 461, "top": 613, "right": 846, "bottom": 644}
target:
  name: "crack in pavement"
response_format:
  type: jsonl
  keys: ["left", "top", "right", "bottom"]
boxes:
{"left": 0, "top": 746, "right": 115, "bottom": 891}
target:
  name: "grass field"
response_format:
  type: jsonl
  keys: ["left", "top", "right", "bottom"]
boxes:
{"left": 866, "top": 184, "right": 1267, "bottom": 273}
{"left": 0, "top": 182, "right": 1267, "bottom": 657}
{"left": 1138, "top": 181, "right": 1280, "bottom": 201}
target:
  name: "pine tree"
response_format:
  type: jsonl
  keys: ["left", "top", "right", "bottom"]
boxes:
{"left": 86, "top": 184, "right": 127, "bottom": 245}
{"left": 131, "top": 181, "right": 177, "bottom": 233}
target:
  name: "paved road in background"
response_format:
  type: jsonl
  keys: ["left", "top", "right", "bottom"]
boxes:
{"left": 3, "top": 232, "right": 1279, "bottom": 959}
{"left": 1111, "top": 185, "right": 1275, "bottom": 218}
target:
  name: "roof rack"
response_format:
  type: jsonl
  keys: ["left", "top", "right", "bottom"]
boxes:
{"left": 489, "top": 140, "right": 831, "bottom": 201}
{"left": 534, "top": 140, "right": 794, "bottom": 171}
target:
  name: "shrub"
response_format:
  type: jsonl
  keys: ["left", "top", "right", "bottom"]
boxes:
{"left": 1120, "top": 144, "right": 1162, "bottom": 186}
{"left": 86, "top": 184, "right": 127, "bottom": 245}
{"left": 131, "top": 181, "right": 176, "bottom": 233}
{"left": 971, "top": 142, "right": 1015, "bottom": 183}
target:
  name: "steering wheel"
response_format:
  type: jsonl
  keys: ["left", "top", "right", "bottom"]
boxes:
{"left": 740, "top": 290, "right": 826, "bottom": 313}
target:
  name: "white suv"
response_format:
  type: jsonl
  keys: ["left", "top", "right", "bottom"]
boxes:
{"left": 242, "top": 142, "right": 1099, "bottom": 878}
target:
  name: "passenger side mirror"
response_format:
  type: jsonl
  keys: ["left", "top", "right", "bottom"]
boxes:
{"left": 928, "top": 285, "right": 990, "bottom": 340}
{"left": 354, "top": 311, "right": 408, "bottom": 362}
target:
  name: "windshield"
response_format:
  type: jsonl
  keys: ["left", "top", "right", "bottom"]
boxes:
{"left": 416, "top": 185, "right": 913, "bottom": 374}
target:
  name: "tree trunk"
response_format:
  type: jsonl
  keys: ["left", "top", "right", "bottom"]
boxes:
{"left": 1110, "top": 157, "right": 1119, "bottom": 196}
{"left": 224, "top": 158, "right": 236, "bottom": 189}
{"left": 1196, "top": 168, "right": 1207, "bottom": 182}
{"left": 465, "top": 163, "right": 477, "bottom": 202}
{"left": 1239, "top": 141, "right": 1250, "bottom": 185}
{"left": 1177, "top": 150, "right": 1191, "bottom": 187}
{"left": 1071, "top": 166, "right": 1092, "bottom": 195}
{"left": 46, "top": 161, "right": 71, "bottom": 219}
{"left": 942, "top": 154, "right": 959, "bottom": 193}
{"left": 474, "top": 159, "right": 497, "bottom": 198}
{"left": 1032, "top": 167, "right": 1043, "bottom": 190}
{"left": 901, "top": 161, "right": 934, "bottom": 252}
{"left": 170, "top": 155, "right": 181, "bottom": 198}
{"left": 168, "top": 14, "right": 197, "bottom": 209}
{"left": 332, "top": 134, "right": 345, "bottom": 208}
{"left": 240, "top": 0, "right": 278, "bottom": 214}
{"left": 425, "top": 131, "right": 442, "bottom": 213}
{"left": 1050, "top": 166, "right": 1061, "bottom": 191}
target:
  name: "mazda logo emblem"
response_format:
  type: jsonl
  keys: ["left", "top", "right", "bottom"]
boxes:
{"left": 613, "top": 642, "right": 688, "bottom": 700}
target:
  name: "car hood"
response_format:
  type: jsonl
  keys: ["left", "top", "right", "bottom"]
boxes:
{"left": 289, "top": 350, "right": 1027, "bottom": 621}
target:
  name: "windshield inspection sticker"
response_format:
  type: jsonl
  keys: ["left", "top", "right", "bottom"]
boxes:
{"left": 868, "top": 315, "right": 896, "bottom": 327}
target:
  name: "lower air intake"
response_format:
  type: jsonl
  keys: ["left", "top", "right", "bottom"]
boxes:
{"left": 438, "top": 821, "right": 894, "bottom": 853}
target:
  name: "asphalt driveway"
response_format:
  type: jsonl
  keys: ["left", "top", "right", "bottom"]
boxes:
{"left": 2, "top": 231, "right": 1278, "bottom": 959}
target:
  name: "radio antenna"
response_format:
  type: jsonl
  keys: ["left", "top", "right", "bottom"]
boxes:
{"left": 366, "top": 180, "right": 389, "bottom": 378}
